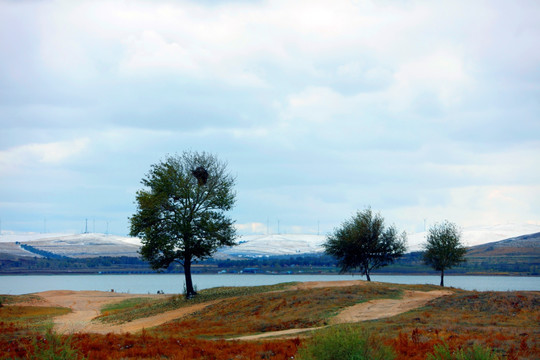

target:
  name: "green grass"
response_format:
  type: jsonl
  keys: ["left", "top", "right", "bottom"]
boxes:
{"left": 0, "top": 294, "right": 43, "bottom": 305}
{"left": 100, "top": 297, "right": 155, "bottom": 314}
{"left": 29, "top": 327, "right": 87, "bottom": 360}
{"left": 428, "top": 343, "right": 501, "bottom": 360}
{"left": 295, "top": 325, "right": 396, "bottom": 360}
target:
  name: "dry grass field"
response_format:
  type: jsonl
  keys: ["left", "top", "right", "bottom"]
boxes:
{"left": 1, "top": 281, "right": 538, "bottom": 359}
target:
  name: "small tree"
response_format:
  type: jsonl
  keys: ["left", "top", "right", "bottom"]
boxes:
{"left": 130, "top": 151, "right": 236, "bottom": 298}
{"left": 324, "top": 208, "right": 407, "bottom": 281}
{"left": 423, "top": 221, "right": 467, "bottom": 287}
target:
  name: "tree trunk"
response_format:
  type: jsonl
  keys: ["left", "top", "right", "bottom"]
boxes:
{"left": 440, "top": 269, "right": 444, "bottom": 287}
{"left": 365, "top": 270, "right": 371, "bottom": 282}
{"left": 184, "top": 260, "right": 197, "bottom": 299}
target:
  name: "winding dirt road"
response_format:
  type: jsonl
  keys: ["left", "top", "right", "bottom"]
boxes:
{"left": 331, "top": 289, "right": 451, "bottom": 324}
{"left": 14, "top": 281, "right": 452, "bottom": 337}
{"left": 233, "top": 288, "right": 451, "bottom": 340}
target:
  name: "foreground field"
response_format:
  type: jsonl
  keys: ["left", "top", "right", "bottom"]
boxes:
{"left": 1, "top": 281, "right": 538, "bottom": 359}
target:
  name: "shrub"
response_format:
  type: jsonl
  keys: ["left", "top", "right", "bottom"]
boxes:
{"left": 296, "top": 325, "right": 395, "bottom": 360}
{"left": 428, "top": 343, "right": 500, "bottom": 360}
{"left": 28, "top": 328, "right": 86, "bottom": 360}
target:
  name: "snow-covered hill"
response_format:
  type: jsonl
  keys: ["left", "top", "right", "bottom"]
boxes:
{"left": 0, "top": 232, "right": 326, "bottom": 258}
{"left": 220, "top": 234, "right": 326, "bottom": 257}
{"left": 1, "top": 223, "right": 539, "bottom": 257}
{"left": 406, "top": 223, "right": 540, "bottom": 251}
{"left": 0, "top": 233, "right": 140, "bottom": 258}
{"left": 223, "top": 223, "right": 540, "bottom": 256}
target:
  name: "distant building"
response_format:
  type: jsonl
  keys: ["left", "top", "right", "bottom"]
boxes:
{"left": 241, "top": 267, "right": 259, "bottom": 274}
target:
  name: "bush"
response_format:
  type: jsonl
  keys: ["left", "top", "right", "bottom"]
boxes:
{"left": 428, "top": 343, "right": 500, "bottom": 360}
{"left": 296, "top": 325, "right": 395, "bottom": 360}
{"left": 28, "top": 328, "right": 85, "bottom": 360}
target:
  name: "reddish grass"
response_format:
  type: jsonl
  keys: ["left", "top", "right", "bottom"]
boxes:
{"left": 70, "top": 332, "right": 299, "bottom": 360}
{"left": 1, "top": 286, "right": 538, "bottom": 359}
{"left": 387, "top": 328, "right": 538, "bottom": 360}
{"left": 0, "top": 305, "right": 298, "bottom": 359}
{"left": 371, "top": 291, "right": 540, "bottom": 359}
{"left": 0, "top": 326, "right": 299, "bottom": 360}
{"left": 0, "top": 322, "right": 30, "bottom": 358}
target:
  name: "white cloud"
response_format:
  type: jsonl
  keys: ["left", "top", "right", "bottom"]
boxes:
{"left": 386, "top": 184, "right": 540, "bottom": 232}
{"left": 390, "top": 49, "right": 470, "bottom": 110}
{"left": 0, "top": 138, "right": 89, "bottom": 173}
{"left": 0, "top": 0, "right": 539, "bottom": 235}
{"left": 448, "top": 185, "right": 540, "bottom": 227}
{"left": 121, "top": 30, "right": 200, "bottom": 74}
{"left": 235, "top": 222, "right": 268, "bottom": 235}
{"left": 284, "top": 87, "right": 351, "bottom": 123}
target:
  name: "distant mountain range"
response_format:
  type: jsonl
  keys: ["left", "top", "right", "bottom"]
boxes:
{"left": 0, "top": 223, "right": 539, "bottom": 259}
{"left": 459, "top": 232, "right": 540, "bottom": 275}
{"left": 0, "top": 233, "right": 140, "bottom": 259}
{"left": 1, "top": 226, "right": 538, "bottom": 276}
{"left": 466, "top": 232, "right": 540, "bottom": 257}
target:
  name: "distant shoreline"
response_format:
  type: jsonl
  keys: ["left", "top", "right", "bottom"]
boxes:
{"left": 1, "top": 271, "right": 538, "bottom": 277}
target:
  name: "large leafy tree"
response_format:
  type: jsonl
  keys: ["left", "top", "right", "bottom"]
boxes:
{"left": 130, "top": 151, "right": 236, "bottom": 298}
{"left": 423, "top": 220, "right": 467, "bottom": 287}
{"left": 324, "top": 208, "right": 407, "bottom": 281}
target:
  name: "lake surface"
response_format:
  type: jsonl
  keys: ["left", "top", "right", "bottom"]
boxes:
{"left": 1, "top": 274, "right": 538, "bottom": 295}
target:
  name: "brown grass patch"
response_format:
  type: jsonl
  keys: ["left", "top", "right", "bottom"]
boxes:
{"left": 347, "top": 290, "right": 540, "bottom": 359}
{"left": 1, "top": 283, "right": 538, "bottom": 359}
{"left": 152, "top": 283, "right": 402, "bottom": 338}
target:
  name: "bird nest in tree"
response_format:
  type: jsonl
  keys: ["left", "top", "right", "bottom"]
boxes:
{"left": 191, "top": 166, "right": 209, "bottom": 186}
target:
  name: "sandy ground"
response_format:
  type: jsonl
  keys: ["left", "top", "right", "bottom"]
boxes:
{"left": 330, "top": 289, "right": 452, "bottom": 324}
{"left": 14, "top": 290, "right": 168, "bottom": 334}
{"left": 11, "top": 281, "right": 451, "bottom": 338}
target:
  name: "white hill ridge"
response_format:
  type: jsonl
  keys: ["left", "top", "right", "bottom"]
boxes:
{"left": 221, "top": 234, "right": 326, "bottom": 256}
{"left": 1, "top": 223, "right": 538, "bottom": 257}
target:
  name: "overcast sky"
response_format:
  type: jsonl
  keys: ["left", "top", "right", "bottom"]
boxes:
{"left": 1, "top": 0, "right": 539, "bottom": 237}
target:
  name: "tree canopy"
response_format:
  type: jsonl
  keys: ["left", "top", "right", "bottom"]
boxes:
{"left": 423, "top": 220, "right": 467, "bottom": 286}
{"left": 129, "top": 151, "right": 236, "bottom": 298}
{"left": 324, "top": 208, "right": 407, "bottom": 281}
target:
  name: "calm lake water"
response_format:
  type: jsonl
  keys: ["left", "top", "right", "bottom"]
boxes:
{"left": 1, "top": 274, "right": 538, "bottom": 295}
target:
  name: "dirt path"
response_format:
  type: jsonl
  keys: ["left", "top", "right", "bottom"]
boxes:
{"left": 9, "top": 290, "right": 218, "bottom": 335}
{"left": 233, "top": 327, "right": 326, "bottom": 341}
{"left": 16, "top": 282, "right": 451, "bottom": 337}
{"left": 330, "top": 289, "right": 452, "bottom": 324}
{"left": 231, "top": 289, "right": 452, "bottom": 340}
{"left": 13, "top": 290, "right": 216, "bottom": 335}
{"left": 17, "top": 290, "right": 165, "bottom": 334}
{"left": 80, "top": 301, "right": 218, "bottom": 334}
{"left": 17, "top": 281, "right": 366, "bottom": 335}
